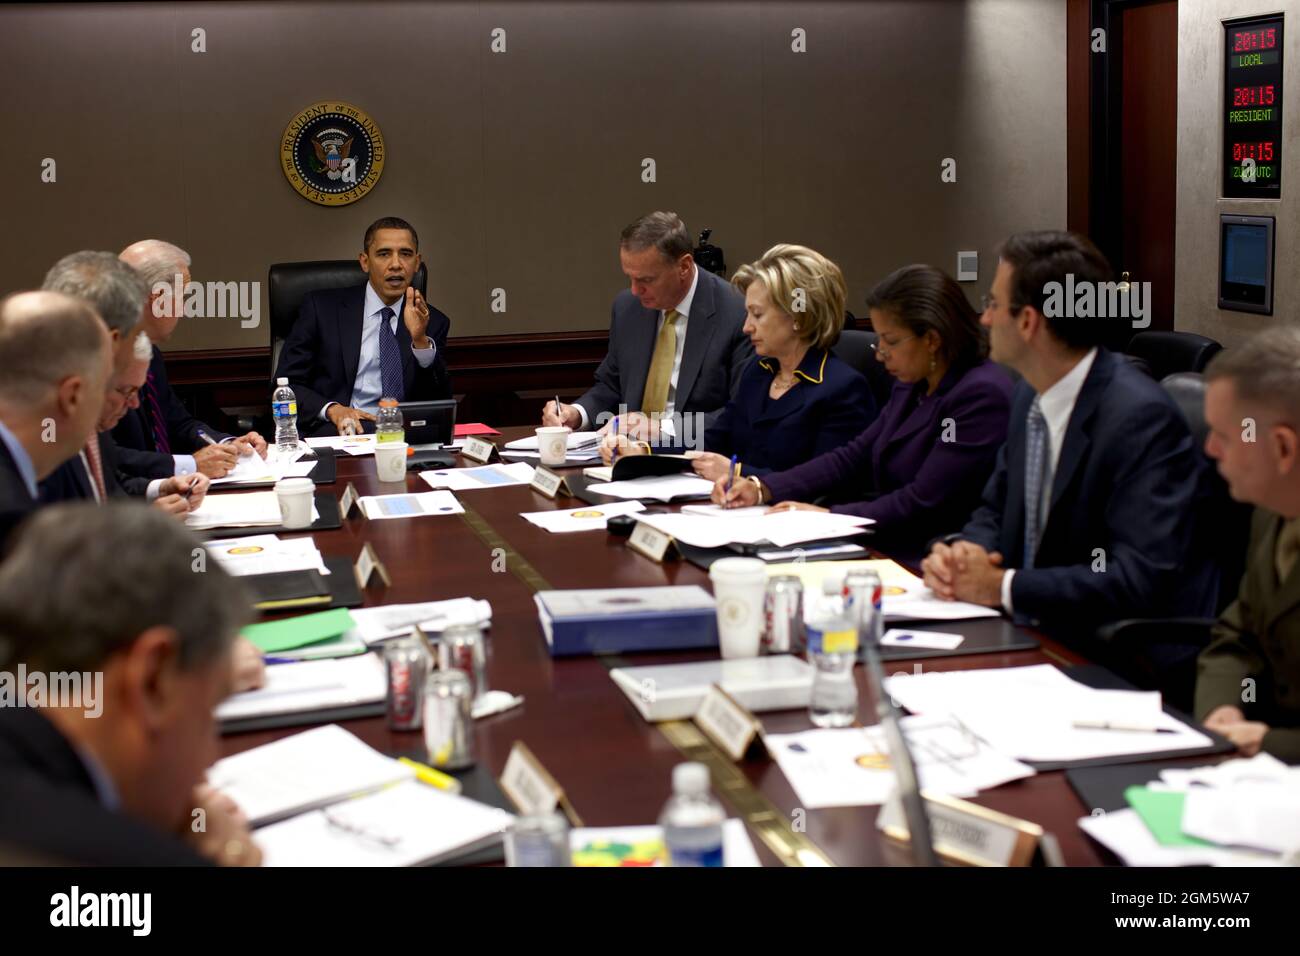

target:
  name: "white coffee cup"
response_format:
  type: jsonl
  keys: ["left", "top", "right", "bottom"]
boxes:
{"left": 708, "top": 557, "right": 768, "bottom": 659}
{"left": 375, "top": 441, "right": 409, "bottom": 483}
{"left": 275, "top": 477, "right": 315, "bottom": 530}
{"left": 536, "top": 426, "right": 569, "bottom": 467}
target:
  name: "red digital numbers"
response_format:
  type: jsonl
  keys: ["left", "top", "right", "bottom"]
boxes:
{"left": 1234, "top": 27, "right": 1277, "bottom": 52}
{"left": 1233, "top": 85, "right": 1276, "bottom": 107}
{"left": 1232, "top": 142, "right": 1275, "bottom": 162}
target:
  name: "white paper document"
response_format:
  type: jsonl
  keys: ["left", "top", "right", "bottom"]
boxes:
{"left": 305, "top": 434, "right": 377, "bottom": 456}
{"left": 569, "top": 819, "right": 761, "bottom": 867}
{"left": 185, "top": 491, "right": 320, "bottom": 531}
{"left": 349, "top": 598, "right": 493, "bottom": 645}
{"left": 634, "top": 509, "right": 873, "bottom": 549}
{"left": 521, "top": 500, "right": 645, "bottom": 533}
{"left": 417, "top": 462, "right": 535, "bottom": 491}
{"left": 766, "top": 715, "right": 1036, "bottom": 808}
{"left": 610, "top": 655, "right": 814, "bottom": 722}
{"left": 257, "top": 780, "right": 514, "bottom": 867}
{"left": 585, "top": 474, "right": 716, "bottom": 502}
{"left": 208, "top": 455, "right": 316, "bottom": 487}
{"left": 208, "top": 723, "right": 413, "bottom": 826}
{"left": 1078, "top": 808, "right": 1279, "bottom": 867}
{"left": 881, "top": 629, "right": 965, "bottom": 651}
{"left": 765, "top": 559, "right": 1001, "bottom": 622}
{"left": 883, "top": 664, "right": 1212, "bottom": 762}
{"left": 202, "top": 534, "right": 330, "bottom": 576}
{"left": 215, "top": 654, "right": 387, "bottom": 723}
{"left": 503, "top": 431, "right": 603, "bottom": 452}
{"left": 358, "top": 490, "right": 464, "bottom": 519}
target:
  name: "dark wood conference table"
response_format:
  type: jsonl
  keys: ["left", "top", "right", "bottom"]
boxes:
{"left": 219, "top": 426, "right": 1131, "bottom": 867}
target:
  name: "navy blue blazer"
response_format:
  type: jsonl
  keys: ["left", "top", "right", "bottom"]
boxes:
{"left": 39, "top": 434, "right": 143, "bottom": 504}
{"left": 112, "top": 345, "right": 229, "bottom": 477}
{"left": 689, "top": 348, "right": 876, "bottom": 477}
{"left": 958, "top": 348, "right": 1219, "bottom": 637}
{"left": 274, "top": 284, "right": 452, "bottom": 437}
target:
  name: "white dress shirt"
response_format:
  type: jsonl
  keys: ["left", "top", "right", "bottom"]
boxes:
{"left": 1001, "top": 348, "right": 1098, "bottom": 613}
{"left": 577, "top": 264, "right": 699, "bottom": 437}
{"left": 321, "top": 281, "right": 436, "bottom": 419}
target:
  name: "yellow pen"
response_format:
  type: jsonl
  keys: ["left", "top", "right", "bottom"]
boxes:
{"left": 398, "top": 756, "right": 464, "bottom": 794}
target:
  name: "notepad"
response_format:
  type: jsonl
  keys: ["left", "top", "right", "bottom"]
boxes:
{"left": 417, "top": 462, "right": 534, "bottom": 491}
{"left": 185, "top": 491, "right": 320, "bottom": 531}
{"left": 215, "top": 654, "right": 386, "bottom": 725}
{"left": 1124, "top": 786, "right": 1212, "bottom": 848}
{"left": 358, "top": 491, "right": 464, "bottom": 519}
{"left": 241, "top": 607, "right": 356, "bottom": 653}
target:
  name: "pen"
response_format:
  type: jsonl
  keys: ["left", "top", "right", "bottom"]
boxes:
{"left": 1071, "top": 720, "right": 1176, "bottom": 734}
{"left": 263, "top": 656, "right": 298, "bottom": 665}
{"left": 726, "top": 455, "right": 739, "bottom": 498}
{"left": 398, "top": 756, "right": 464, "bottom": 793}
{"left": 197, "top": 430, "right": 218, "bottom": 447}
{"left": 610, "top": 415, "right": 620, "bottom": 465}
{"left": 554, "top": 394, "right": 561, "bottom": 422}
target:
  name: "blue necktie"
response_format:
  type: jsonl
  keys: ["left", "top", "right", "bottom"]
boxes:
{"left": 377, "top": 306, "right": 405, "bottom": 401}
{"left": 1023, "top": 399, "right": 1050, "bottom": 569}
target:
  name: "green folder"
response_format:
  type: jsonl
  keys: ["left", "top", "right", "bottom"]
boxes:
{"left": 1123, "top": 786, "right": 1214, "bottom": 848}
{"left": 241, "top": 608, "right": 357, "bottom": 654}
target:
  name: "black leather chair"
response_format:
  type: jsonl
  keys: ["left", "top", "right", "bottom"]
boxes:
{"left": 267, "top": 260, "right": 428, "bottom": 374}
{"left": 832, "top": 328, "right": 895, "bottom": 411}
{"left": 1126, "top": 330, "right": 1223, "bottom": 382}
{"left": 1095, "top": 372, "right": 1253, "bottom": 713}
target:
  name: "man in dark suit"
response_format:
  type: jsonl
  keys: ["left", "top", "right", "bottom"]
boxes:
{"left": 0, "top": 291, "right": 113, "bottom": 548}
{"left": 274, "top": 217, "right": 452, "bottom": 438}
{"left": 542, "top": 211, "right": 753, "bottom": 444}
{"left": 0, "top": 503, "right": 261, "bottom": 865}
{"left": 922, "top": 231, "right": 1217, "bottom": 644}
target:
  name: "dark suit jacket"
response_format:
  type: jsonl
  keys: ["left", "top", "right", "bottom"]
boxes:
{"left": 0, "top": 706, "right": 210, "bottom": 865}
{"left": 762, "top": 359, "right": 1013, "bottom": 562}
{"left": 39, "top": 434, "right": 145, "bottom": 504}
{"left": 957, "top": 348, "right": 1218, "bottom": 637}
{"left": 1196, "top": 508, "right": 1300, "bottom": 762}
{"left": 576, "top": 267, "right": 753, "bottom": 431}
{"left": 112, "top": 345, "right": 229, "bottom": 474}
{"left": 275, "top": 284, "right": 452, "bottom": 437}
{"left": 0, "top": 438, "right": 39, "bottom": 553}
{"left": 660, "top": 347, "right": 875, "bottom": 476}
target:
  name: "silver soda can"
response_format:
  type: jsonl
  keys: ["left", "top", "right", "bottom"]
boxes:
{"left": 437, "top": 624, "right": 488, "bottom": 702}
{"left": 384, "top": 637, "right": 429, "bottom": 730}
{"left": 842, "top": 569, "right": 883, "bottom": 655}
{"left": 764, "top": 575, "right": 804, "bottom": 654}
{"left": 505, "top": 811, "right": 571, "bottom": 867}
{"left": 424, "top": 668, "right": 475, "bottom": 769}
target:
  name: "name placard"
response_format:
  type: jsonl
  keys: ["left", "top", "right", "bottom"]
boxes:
{"left": 627, "top": 520, "right": 678, "bottom": 563}
{"left": 354, "top": 541, "right": 392, "bottom": 590}
{"left": 877, "top": 789, "right": 1045, "bottom": 867}
{"left": 461, "top": 437, "right": 497, "bottom": 464}
{"left": 338, "top": 481, "right": 360, "bottom": 519}
{"left": 499, "top": 741, "right": 583, "bottom": 826}
{"left": 529, "top": 466, "right": 572, "bottom": 499}
{"left": 694, "top": 684, "right": 766, "bottom": 762}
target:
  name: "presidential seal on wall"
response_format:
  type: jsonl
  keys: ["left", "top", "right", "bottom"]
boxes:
{"left": 280, "top": 101, "right": 384, "bottom": 206}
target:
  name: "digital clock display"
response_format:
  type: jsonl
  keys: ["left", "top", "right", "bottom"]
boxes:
{"left": 1224, "top": 16, "right": 1283, "bottom": 198}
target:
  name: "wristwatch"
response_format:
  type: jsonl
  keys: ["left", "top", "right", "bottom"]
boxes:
{"left": 746, "top": 475, "right": 768, "bottom": 503}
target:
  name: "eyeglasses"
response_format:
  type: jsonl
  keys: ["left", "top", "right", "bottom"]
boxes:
{"left": 980, "top": 294, "right": 1025, "bottom": 314}
{"left": 115, "top": 385, "right": 140, "bottom": 401}
{"left": 869, "top": 334, "right": 916, "bottom": 358}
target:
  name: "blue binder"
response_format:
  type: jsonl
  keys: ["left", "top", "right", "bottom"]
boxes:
{"left": 534, "top": 586, "right": 719, "bottom": 657}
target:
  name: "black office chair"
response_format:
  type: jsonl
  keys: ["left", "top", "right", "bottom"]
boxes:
{"left": 1126, "top": 330, "right": 1223, "bottom": 382}
{"left": 1094, "top": 372, "right": 1252, "bottom": 713}
{"left": 832, "top": 328, "right": 895, "bottom": 410}
{"left": 267, "top": 260, "right": 428, "bottom": 374}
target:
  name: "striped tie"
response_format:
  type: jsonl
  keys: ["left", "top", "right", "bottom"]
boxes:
{"left": 83, "top": 440, "right": 107, "bottom": 502}
{"left": 1022, "top": 398, "right": 1050, "bottom": 569}
{"left": 142, "top": 369, "right": 171, "bottom": 455}
{"left": 377, "top": 306, "right": 405, "bottom": 401}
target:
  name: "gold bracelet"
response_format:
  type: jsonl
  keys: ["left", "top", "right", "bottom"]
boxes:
{"left": 746, "top": 475, "right": 767, "bottom": 503}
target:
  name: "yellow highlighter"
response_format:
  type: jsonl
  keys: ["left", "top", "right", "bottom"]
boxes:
{"left": 398, "top": 757, "right": 464, "bottom": 795}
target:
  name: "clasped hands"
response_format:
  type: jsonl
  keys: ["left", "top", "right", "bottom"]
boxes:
{"left": 921, "top": 540, "right": 1007, "bottom": 608}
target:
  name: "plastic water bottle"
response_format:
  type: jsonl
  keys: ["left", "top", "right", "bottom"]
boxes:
{"left": 807, "top": 577, "right": 859, "bottom": 728}
{"left": 659, "top": 762, "right": 724, "bottom": 867}
{"left": 272, "top": 377, "right": 298, "bottom": 455}
{"left": 376, "top": 397, "right": 405, "bottom": 444}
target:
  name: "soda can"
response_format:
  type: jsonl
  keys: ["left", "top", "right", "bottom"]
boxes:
{"left": 505, "top": 811, "right": 571, "bottom": 867}
{"left": 842, "top": 569, "right": 883, "bottom": 654}
{"left": 764, "top": 575, "right": 804, "bottom": 654}
{"left": 424, "top": 668, "right": 475, "bottom": 770}
{"left": 437, "top": 624, "right": 488, "bottom": 702}
{"left": 384, "top": 637, "right": 429, "bottom": 730}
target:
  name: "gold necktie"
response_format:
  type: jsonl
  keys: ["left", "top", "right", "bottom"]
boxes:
{"left": 640, "top": 309, "right": 680, "bottom": 415}
{"left": 1276, "top": 517, "right": 1300, "bottom": 583}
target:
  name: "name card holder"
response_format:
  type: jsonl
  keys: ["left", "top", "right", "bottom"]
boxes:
{"left": 461, "top": 436, "right": 498, "bottom": 464}
{"left": 499, "top": 741, "right": 583, "bottom": 827}
{"left": 338, "top": 481, "right": 361, "bottom": 519}
{"left": 354, "top": 541, "right": 392, "bottom": 590}
{"left": 877, "top": 789, "right": 1055, "bottom": 867}
{"left": 627, "top": 520, "right": 679, "bottom": 563}
{"left": 529, "top": 466, "right": 574, "bottom": 499}
{"left": 694, "top": 684, "right": 768, "bottom": 762}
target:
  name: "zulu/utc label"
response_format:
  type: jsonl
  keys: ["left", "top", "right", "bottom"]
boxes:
{"left": 280, "top": 101, "right": 385, "bottom": 206}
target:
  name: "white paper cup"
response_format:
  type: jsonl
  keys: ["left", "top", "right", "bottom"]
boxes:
{"left": 709, "top": 557, "right": 768, "bottom": 659}
{"left": 536, "top": 426, "right": 569, "bottom": 467}
{"left": 375, "top": 441, "right": 409, "bottom": 482}
{"left": 275, "top": 477, "right": 315, "bottom": 529}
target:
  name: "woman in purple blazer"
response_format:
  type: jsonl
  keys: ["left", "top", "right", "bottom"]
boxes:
{"left": 714, "top": 264, "right": 1013, "bottom": 562}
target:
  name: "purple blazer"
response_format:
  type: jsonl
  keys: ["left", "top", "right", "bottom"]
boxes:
{"left": 762, "top": 359, "right": 1013, "bottom": 558}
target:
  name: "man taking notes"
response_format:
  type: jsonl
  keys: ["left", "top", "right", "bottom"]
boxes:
{"left": 543, "top": 211, "right": 752, "bottom": 445}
